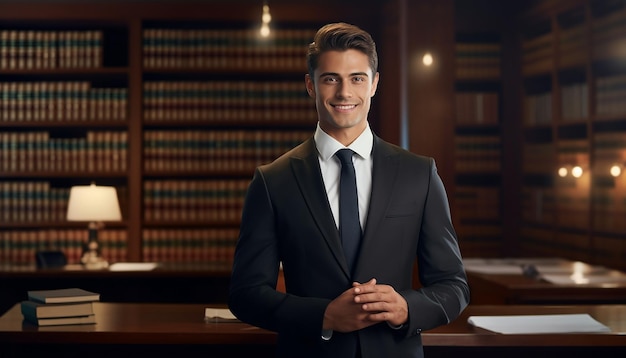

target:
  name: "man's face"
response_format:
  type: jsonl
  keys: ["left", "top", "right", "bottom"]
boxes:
{"left": 305, "top": 49, "right": 379, "bottom": 143}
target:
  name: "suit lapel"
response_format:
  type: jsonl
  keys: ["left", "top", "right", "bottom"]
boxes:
{"left": 289, "top": 139, "right": 352, "bottom": 278}
{"left": 356, "top": 137, "right": 398, "bottom": 273}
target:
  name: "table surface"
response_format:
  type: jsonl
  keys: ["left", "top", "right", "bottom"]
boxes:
{"left": 1, "top": 302, "right": 626, "bottom": 347}
{"left": 464, "top": 258, "right": 626, "bottom": 304}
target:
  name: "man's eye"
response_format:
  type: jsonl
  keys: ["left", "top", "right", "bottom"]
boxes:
{"left": 323, "top": 77, "right": 338, "bottom": 83}
{"left": 353, "top": 77, "right": 365, "bottom": 82}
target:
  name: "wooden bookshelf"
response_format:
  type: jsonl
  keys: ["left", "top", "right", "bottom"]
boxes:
{"left": 453, "top": 1, "right": 512, "bottom": 258}
{"left": 0, "top": 1, "right": 379, "bottom": 265}
{"left": 518, "top": 0, "right": 626, "bottom": 271}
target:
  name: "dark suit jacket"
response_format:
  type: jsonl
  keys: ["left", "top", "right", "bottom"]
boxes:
{"left": 229, "top": 134, "right": 470, "bottom": 358}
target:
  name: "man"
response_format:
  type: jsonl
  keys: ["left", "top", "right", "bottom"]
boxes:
{"left": 229, "top": 22, "right": 469, "bottom": 358}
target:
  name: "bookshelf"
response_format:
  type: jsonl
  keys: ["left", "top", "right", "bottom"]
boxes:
{"left": 0, "top": 1, "right": 377, "bottom": 266}
{"left": 518, "top": 0, "right": 626, "bottom": 270}
{"left": 452, "top": 0, "right": 510, "bottom": 258}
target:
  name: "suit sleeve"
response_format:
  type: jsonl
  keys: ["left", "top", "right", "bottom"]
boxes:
{"left": 400, "top": 158, "right": 470, "bottom": 337}
{"left": 228, "top": 168, "right": 330, "bottom": 335}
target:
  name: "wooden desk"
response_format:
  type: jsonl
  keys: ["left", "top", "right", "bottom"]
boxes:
{"left": 1, "top": 303, "right": 625, "bottom": 358}
{"left": 465, "top": 258, "right": 626, "bottom": 304}
{"left": 0, "top": 262, "right": 232, "bottom": 315}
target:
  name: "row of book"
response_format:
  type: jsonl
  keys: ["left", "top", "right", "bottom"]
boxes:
{"left": 454, "top": 134, "right": 501, "bottom": 173}
{"left": 558, "top": 25, "right": 586, "bottom": 55}
{"left": 522, "top": 228, "right": 592, "bottom": 260}
{"left": 454, "top": 186, "right": 501, "bottom": 221}
{"left": 593, "top": 191, "right": 626, "bottom": 233}
{"left": 21, "top": 288, "right": 100, "bottom": 326}
{"left": 455, "top": 92, "right": 499, "bottom": 125}
{"left": 143, "top": 179, "right": 247, "bottom": 223}
{"left": 0, "top": 229, "right": 128, "bottom": 265}
{"left": 522, "top": 32, "right": 553, "bottom": 75}
{"left": 143, "top": 129, "right": 310, "bottom": 173}
{"left": 596, "top": 74, "right": 626, "bottom": 116}
{"left": 0, "top": 182, "right": 127, "bottom": 224}
{"left": 556, "top": 139, "right": 589, "bottom": 169}
{"left": 0, "top": 82, "right": 127, "bottom": 122}
{"left": 592, "top": 5, "right": 626, "bottom": 59}
{"left": 0, "top": 181, "right": 68, "bottom": 223}
{"left": 143, "top": 80, "right": 317, "bottom": 123}
{"left": 523, "top": 132, "right": 626, "bottom": 176}
{"left": 561, "top": 82, "right": 589, "bottom": 120}
{"left": 0, "top": 30, "right": 103, "bottom": 70}
{"left": 555, "top": 198, "right": 590, "bottom": 231}
{"left": 142, "top": 228, "right": 238, "bottom": 263}
{"left": 143, "top": 28, "right": 315, "bottom": 70}
{"left": 593, "top": 131, "right": 626, "bottom": 172}
{"left": 521, "top": 187, "right": 555, "bottom": 225}
{"left": 0, "top": 131, "right": 128, "bottom": 173}
{"left": 523, "top": 91, "right": 553, "bottom": 125}
{"left": 455, "top": 42, "right": 501, "bottom": 80}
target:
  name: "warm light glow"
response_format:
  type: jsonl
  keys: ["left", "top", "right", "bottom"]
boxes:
{"left": 422, "top": 52, "right": 433, "bottom": 66}
{"left": 610, "top": 164, "right": 622, "bottom": 177}
{"left": 260, "top": 23, "right": 270, "bottom": 37}
{"left": 66, "top": 183, "right": 122, "bottom": 222}
{"left": 570, "top": 261, "right": 590, "bottom": 284}
{"left": 558, "top": 166, "right": 568, "bottom": 177}
{"left": 262, "top": 5, "right": 271, "bottom": 23}
{"left": 571, "top": 166, "right": 583, "bottom": 178}
{"left": 259, "top": 3, "right": 271, "bottom": 37}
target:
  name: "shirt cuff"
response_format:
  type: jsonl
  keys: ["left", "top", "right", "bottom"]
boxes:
{"left": 321, "top": 329, "right": 333, "bottom": 340}
{"left": 387, "top": 322, "right": 405, "bottom": 330}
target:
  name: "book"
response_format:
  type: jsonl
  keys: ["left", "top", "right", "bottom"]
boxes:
{"left": 23, "top": 314, "right": 96, "bottom": 327}
{"left": 204, "top": 307, "right": 240, "bottom": 323}
{"left": 27, "top": 288, "right": 100, "bottom": 304}
{"left": 21, "top": 300, "right": 94, "bottom": 319}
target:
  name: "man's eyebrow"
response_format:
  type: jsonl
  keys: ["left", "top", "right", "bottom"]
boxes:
{"left": 318, "top": 72, "right": 370, "bottom": 78}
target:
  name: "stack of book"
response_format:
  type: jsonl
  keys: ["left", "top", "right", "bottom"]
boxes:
{"left": 21, "top": 288, "right": 100, "bottom": 326}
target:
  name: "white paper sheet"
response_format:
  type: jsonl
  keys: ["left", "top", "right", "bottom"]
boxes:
{"left": 204, "top": 308, "right": 240, "bottom": 322}
{"left": 467, "top": 314, "right": 611, "bottom": 334}
{"left": 108, "top": 262, "right": 159, "bottom": 271}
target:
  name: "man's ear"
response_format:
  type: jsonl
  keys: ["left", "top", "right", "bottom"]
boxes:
{"left": 305, "top": 74, "right": 315, "bottom": 98}
{"left": 370, "top": 72, "right": 380, "bottom": 97}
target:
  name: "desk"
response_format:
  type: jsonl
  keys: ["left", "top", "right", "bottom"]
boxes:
{"left": 1, "top": 303, "right": 625, "bottom": 358}
{"left": 465, "top": 258, "right": 626, "bottom": 304}
{"left": 0, "top": 262, "right": 232, "bottom": 315}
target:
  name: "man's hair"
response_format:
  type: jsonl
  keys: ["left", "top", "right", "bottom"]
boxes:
{"left": 306, "top": 22, "right": 378, "bottom": 81}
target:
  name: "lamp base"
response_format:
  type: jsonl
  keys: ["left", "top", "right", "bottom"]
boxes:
{"left": 80, "top": 226, "right": 108, "bottom": 270}
{"left": 84, "top": 259, "right": 109, "bottom": 270}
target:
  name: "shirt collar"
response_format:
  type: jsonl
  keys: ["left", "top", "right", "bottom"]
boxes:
{"left": 314, "top": 122, "right": 373, "bottom": 161}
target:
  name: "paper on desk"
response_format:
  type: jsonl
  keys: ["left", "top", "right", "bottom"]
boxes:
{"left": 108, "top": 262, "right": 159, "bottom": 271}
{"left": 204, "top": 308, "right": 240, "bottom": 323}
{"left": 467, "top": 314, "right": 611, "bottom": 334}
{"left": 541, "top": 272, "right": 626, "bottom": 285}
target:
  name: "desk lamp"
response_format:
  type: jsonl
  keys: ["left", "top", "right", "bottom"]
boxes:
{"left": 67, "top": 183, "right": 122, "bottom": 269}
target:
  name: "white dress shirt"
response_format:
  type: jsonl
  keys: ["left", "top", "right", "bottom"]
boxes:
{"left": 314, "top": 123, "right": 373, "bottom": 232}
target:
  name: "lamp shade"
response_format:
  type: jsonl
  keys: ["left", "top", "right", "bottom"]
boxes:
{"left": 66, "top": 184, "right": 122, "bottom": 222}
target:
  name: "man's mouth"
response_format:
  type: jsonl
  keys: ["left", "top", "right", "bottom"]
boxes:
{"left": 333, "top": 104, "right": 357, "bottom": 110}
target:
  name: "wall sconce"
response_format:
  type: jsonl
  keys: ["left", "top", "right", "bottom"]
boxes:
{"left": 67, "top": 183, "right": 122, "bottom": 269}
{"left": 422, "top": 52, "right": 434, "bottom": 66}
{"left": 610, "top": 163, "right": 623, "bottom": 177}
{"left": 558, "top": 165, "right": 584, "bottom": 178}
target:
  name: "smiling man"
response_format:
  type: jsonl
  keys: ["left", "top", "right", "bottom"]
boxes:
{"left": 229, "top": 22, "right": 469, "bottom": 358}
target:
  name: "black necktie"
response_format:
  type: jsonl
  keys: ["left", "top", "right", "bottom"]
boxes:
{"left": 335, "top": 149, "right": 361, "bottom": 274}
